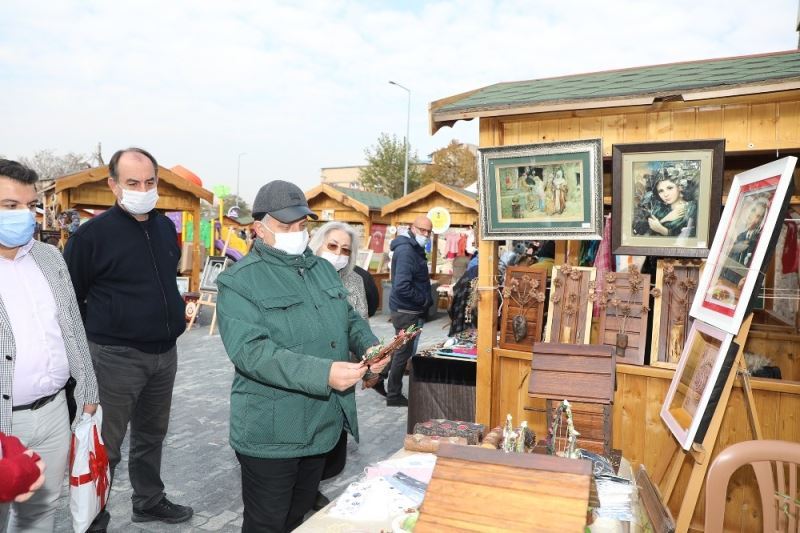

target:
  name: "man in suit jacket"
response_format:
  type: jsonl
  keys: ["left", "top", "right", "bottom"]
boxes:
{"left": 0, "top": 159, "right": 99, "bottom": 531}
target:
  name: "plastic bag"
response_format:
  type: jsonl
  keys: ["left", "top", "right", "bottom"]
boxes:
{"left": 68, "top": 407, "right": 110, "bottom": 533}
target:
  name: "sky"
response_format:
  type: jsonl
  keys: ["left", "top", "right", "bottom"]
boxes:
{"left": 1, "top": 0, "right": 798, "bottom": 203}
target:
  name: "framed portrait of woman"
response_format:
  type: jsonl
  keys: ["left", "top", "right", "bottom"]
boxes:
{"left": 690, "top": 156, "right": 797, "bottom": 334}
{"left": 612, "top": 140, "right": 725, "bottom": 258}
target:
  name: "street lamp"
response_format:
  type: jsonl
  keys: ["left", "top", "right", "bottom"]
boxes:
{"left": 236, "top": 152, "right": 246, "bottom": 206}
{"left": 389, "top": 80, "right": 410, "bottom": 196}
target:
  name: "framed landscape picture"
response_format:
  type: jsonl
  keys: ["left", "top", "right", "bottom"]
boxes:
{"left": 612, "top": 140, "right": 724, "bottom": 258}
{"left": 660, "top": 320, "right": 738, "bottom": 450}
{"left": 478, "top": 139, "right": 603, "bottom": 240}
{"left": 690, "top": 156, "right": 797, "bottom": 334}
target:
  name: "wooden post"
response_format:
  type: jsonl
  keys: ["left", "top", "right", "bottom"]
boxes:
{"left": 431, "top": 233, "right": 439, "bottom": 275}
{"left": 191, "top": 204, "right": 201, "bottom": 292}
{"left": 476, "top": 237, "right": 498, "bottom": 427}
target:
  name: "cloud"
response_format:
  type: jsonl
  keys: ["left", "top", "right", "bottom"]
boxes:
{"left": 0, "top": 0, "right": 796, "bottom": 201}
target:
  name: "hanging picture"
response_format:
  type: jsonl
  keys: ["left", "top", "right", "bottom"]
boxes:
{"left": 477, "top": 139, "right": 603, "bottom": 240}
{"left": 649, "top": 259, "right": 703, "bottom": 369}
{"left": 499, "top": 267, "right": 547, "bottom": 351}
{"left": 690, "top": 156, "right": 798, "bottom": 334}
{"left": 660, "top": 321, "right": 739, "bottom": 450}
{"left": 544, "top": 265, "right": 596, "bottom": 344}
{"left": 199, "top": 256, "right": 228, "bottom": 292}
{"left": 612, "top": 140, "right": 724, "bottom": 258}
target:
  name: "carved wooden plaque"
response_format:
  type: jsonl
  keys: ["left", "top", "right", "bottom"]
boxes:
{"left": 596, "top": 270, "right": 651, "bottom": 365}
{"left": 649, "top": 259, "right": 703, "bottom": 369}
{"left": 499, "top": 266, "right": 548, "bottom": 351}
{"left": 543, "top": 265, "right": 596, "bottom": 344}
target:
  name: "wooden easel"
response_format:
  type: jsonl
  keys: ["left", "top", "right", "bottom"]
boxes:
{"left": 186, "top": 234, "right": 231, "bottom": 335}
{"left": 656, "top": 313, "right": 762, "bottom": 533}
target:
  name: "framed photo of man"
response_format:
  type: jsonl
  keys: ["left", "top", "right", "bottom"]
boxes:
{"left": 477, "top": 139, "right": 603, "bottom": 240}
{"left": 612, "top": 140, "right": 724, "bottom": 258}
{"left": 690, "top": 156, "right": 798, "bottom": 334}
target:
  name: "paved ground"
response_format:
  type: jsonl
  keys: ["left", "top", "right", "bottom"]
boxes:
{"left": 52, "top": 311, "right": 451, "bottom": 532}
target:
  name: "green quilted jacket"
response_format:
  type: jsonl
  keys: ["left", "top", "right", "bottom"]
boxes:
{"left": 216, "top": 241, "right": 378, "bottom": 459}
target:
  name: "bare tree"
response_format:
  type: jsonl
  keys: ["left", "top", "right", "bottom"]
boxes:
{"left": 19, "top": 149, "right": 92, "bottom": 184}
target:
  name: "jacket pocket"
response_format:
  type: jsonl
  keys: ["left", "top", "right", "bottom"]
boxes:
{"left": 259, "top": 294, "right": 317, "bottom": 347}
{"left": 242, "top": 392, "right": 310, "bottom": 445}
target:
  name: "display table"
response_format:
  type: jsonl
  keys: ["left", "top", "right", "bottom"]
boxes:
{"left": 407, "top": 354, "right": 476, "bottom": 433}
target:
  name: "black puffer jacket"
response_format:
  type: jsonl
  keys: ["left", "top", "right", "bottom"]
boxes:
{"left": 389, "top": 234, "right": 432, "bottom": 313}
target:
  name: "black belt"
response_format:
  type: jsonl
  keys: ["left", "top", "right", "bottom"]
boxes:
{"left": 12, "top": 390, "right": 60, "bottom": 412}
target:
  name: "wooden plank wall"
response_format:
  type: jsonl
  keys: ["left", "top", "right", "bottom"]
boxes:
{"left": 475, "top": 92, "right": 800, "bottom": 531}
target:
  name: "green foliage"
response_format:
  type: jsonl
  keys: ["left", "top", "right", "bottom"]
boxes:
{"left": 359, "top": 133, "right": 422, "bottom": 198}
{"left": 421, "top": 140, "right": 476, "bottom": 188}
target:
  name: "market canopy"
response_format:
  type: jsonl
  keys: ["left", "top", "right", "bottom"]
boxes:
{"left": 429, "top": 49, "right": 800, "bottom": 133}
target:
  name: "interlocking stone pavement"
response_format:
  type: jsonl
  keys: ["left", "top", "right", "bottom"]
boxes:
{"left": 52, "top": 311, "right": 451, "bottom": 532}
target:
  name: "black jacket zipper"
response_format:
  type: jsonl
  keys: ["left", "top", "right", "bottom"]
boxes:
{"left": 143, "top": 226, "right": 172, "bottom": 340}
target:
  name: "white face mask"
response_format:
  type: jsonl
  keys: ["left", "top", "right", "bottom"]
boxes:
{"left": 120, "top": 188, "right": 159, "bottom": 215}
{"left": 264, "top": 225, "right": 309, "bottom": 255}
{"left": 414, "top": 233, "right": 429, "bottom": 248}
{"left": 321, "top": 250, "right": 349, "bottom": 271}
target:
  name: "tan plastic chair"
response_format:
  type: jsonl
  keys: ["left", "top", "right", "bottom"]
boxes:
{"left": 705, "top": 439, "right": 800, "bottom": 533}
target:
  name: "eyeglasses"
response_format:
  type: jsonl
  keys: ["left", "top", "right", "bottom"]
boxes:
{"left": 326, "top": 242, "right": 352, "bottom": 256}
{"left": 413, "top": 225, "right": 432, "bottom": 237}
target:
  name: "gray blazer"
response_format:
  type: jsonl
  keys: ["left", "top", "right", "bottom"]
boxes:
{"left": 0, "top": 240, "right": 99, "bottom": 434}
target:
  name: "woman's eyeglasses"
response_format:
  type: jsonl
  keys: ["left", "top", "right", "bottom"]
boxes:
{"left": 326, "top": 242, "right": 352, "bottom": 256}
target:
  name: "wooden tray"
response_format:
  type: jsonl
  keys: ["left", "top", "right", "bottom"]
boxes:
{"left": 416, "top": 443, "right": 591, "bottom": 532}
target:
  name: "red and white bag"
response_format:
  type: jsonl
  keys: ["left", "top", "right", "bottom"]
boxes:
{"left": 69, "top": 407, "right": 110, "bottom": 533}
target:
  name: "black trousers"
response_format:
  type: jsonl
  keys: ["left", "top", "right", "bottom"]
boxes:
{"left": 386, "top": 312, "right": 425, "bottom": 400}
{"left": 87, "top": 341, "right": 177, "bottom": 530}
{"left": 237, "top": 451, "right": 327, "bottom": 533}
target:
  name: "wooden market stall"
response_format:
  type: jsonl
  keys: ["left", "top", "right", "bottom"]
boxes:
{"left": 429, "top": 49, "right": 800, "bottom": 531}
{"left": 305, "top": 184, "right": 392, "bottom": 234}
{"left": 48, "top": 165, "right": 214, "bottom": 291}
{"left": 381, "top": 181, "right": 478, "bottom": 278}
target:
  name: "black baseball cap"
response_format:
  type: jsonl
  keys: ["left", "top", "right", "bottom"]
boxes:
{"left": 251, "top": 180, "right": 318, "bottom": 223}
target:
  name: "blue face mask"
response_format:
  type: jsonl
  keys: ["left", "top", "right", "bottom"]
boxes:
{"left": 0, "top": 209, "right": 35, "bottom": 247}
{"left": 414, "top": 234, "right": 428, "bottom": 248}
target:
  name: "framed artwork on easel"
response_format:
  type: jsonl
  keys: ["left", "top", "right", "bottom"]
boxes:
{"left": 690, "top": 157, "right": 797, "bottom": 334}
{"left": 660, "top": 320, "right": 739, "bottom": 450}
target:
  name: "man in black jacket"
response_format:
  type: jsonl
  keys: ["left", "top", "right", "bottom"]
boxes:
{"left": 63, "top": 148, "right": 192, "bottom": 531}
{"left": 381, "top": 215, "right": 433, "bottom": 407}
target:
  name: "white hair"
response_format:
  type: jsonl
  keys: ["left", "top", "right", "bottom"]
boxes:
{"left": 307, "top": 221, "right": 360, "bottom": 275}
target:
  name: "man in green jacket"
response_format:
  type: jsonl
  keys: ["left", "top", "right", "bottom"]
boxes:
{"left": 216, "top": 180, "right": 388, "bottom": 533}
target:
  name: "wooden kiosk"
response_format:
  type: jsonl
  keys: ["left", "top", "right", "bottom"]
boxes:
{"left": 430, "top": 50, "right": 800, "bottom": 531}
{"left": 305, "top": 183, "right": 392, "bottom": 238}
{"left": 381, "top": 181, "right": 478, "bottom": 278}
{"left": 48, "top": 165, "right": 214, "bottom": 291}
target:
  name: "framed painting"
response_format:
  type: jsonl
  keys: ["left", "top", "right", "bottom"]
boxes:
{"left": 612, "top": 140, "right": 724, "bottom": 258}
{"left": 649, "top": 259, "right": 703, "bottom": 369}
{"left": 357, "top": 249, "right": 373, "bottom": 270}
{"left": 175, "top": 276, "right": 190, "bottom": 295}
{"left": 199, "top": 256, "right": 227, "bottom": 293}
{"left": 690, "top": 156, "right": 797, "bottom": 334}
{"left": 660, "top": 320, "right": 738, "bottom": 450}
{"left": 477, "top": 139, "right": 603, "bottom": 240}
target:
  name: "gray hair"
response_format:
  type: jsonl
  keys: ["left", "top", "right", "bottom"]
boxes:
{"left": 308, "top": 221, "right": 360, "bottom": 275}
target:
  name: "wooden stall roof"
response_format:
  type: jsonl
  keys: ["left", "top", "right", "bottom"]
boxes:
{"left": 55, "top": 165, "right": 214, "bottom": 205}
{"left": 305, "top": 183, "right": 393, "bottom": 216}
{"left": 380, "top": 181, "right": 477, "bottom": 217}
{"left": 429, "top": 49, "right": 800, "bottom": 133}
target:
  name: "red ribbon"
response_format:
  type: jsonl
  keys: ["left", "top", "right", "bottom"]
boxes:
{"left": 69, "top": 426, "right": 110, "bottom": 508}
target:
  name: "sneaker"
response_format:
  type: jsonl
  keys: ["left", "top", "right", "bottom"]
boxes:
{"left": 132, "top": 497, "right": 194, "bottom": 524}
{"left": 386, "top": 395, "right": 409, "bottom": 407}
{"left": 372, "top": 380, "right": 387, "bottom": 397}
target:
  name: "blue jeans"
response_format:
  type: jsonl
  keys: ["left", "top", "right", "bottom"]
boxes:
{"left": 386, "top": 312, "right": 425, "bottom": 400}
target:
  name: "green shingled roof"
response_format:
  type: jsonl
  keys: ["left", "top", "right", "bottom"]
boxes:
{"left": 441, "top": 183, "right": 477, "bottom": 200}
{"left": 332, "top": 186, "right": 393, "bottom": 210}
{"left": 435, "top": 50, "right": 800, "bottom": 116}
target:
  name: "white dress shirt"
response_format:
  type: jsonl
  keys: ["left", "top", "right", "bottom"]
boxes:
{"left": 0, "top": 240, "right": 70, "bottom": 405}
